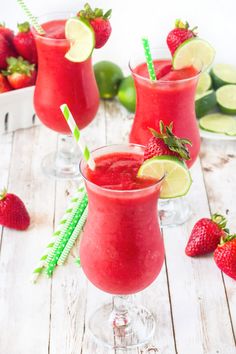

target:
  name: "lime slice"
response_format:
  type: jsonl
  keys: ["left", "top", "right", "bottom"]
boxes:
{"left": 216, "top": 84, "right": 236, "bottom": 115}
{"left": 199, "top": 113, "right": 236, "bottom": 136}
{"left": 65, "top": 17, "right": 95, "bottom": 62}
{"left": 196, "top": 72, "right": 212, "bottom": 94}
{"left": 173, "top": 38, "right": 215, "bottom": 71}
{"left": 211, "top": 63, "right": 236, "bottom": 89}
{"left": 137, "top": 155, "right": 192, "bottom": 199}
{"left": 195, "top": 90, "right": 216, "bottom": 118}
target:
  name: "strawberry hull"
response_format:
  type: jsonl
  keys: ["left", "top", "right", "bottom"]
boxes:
{"left": 33, "top": 19, "right": 99, "bottom": 134}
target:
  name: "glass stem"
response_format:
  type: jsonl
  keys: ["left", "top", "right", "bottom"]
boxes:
{"left": 55, "top": 134, "right": 80, "bottom": 172}
{"left": 110, "top": 295, "right": 132, "bottom": 335}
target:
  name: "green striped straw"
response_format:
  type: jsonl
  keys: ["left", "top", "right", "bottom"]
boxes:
{"left": 46, "top": 194, "right": 88, "bottom": 277}
{"left": 31, "top": 187, "right": 85, "bottom": 283}
{"left": 142, "top": 38, "right": 156, "bottom": 81}
{"left": 60, "top": 104, "right": 96, "bottom": 170}
{"left": 17, "top": 0, "right": 45, "bottom": 35}
{"left": 57, "top": 205, "right": 88, "bottom": 266}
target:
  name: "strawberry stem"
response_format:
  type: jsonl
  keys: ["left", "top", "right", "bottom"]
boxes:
{"left": 0, "top": 187, "right": 7, "bottom": 200}
{"left": 211, "top": 213, "right": 227, "bottom": 229}
{"left": 220, "top": 233, "right": 236, "bottom": 245}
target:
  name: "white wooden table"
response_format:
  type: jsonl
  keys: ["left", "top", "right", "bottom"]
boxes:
{"left": 0, "top": 101, "right": 236, "bottom": 354}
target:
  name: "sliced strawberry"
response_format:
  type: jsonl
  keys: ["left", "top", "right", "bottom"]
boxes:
{"left": 167, "top": 19, "right": 197, "bottom": 56}
{"left": 13, "top": 22, "right": 38, "bottom": 64}
{"left": 144, "top": 121, "right": 192, "bottom": 161}
{"left": 78, "top": 3, "right": 112, "bottom": 49}
{"left": 4, "top": 56, "right": 36, "bottom": 89}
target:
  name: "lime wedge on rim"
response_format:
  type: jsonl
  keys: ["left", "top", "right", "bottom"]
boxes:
{"left": 173, "top": 38, "right": 215, "bottom": 71}
{"left": 65, "top": 17, "right": 95, "bottom": 62}
{"left": 197, "top": 72, "right": 212, "bottom": 94}
{"left": 137, "top": 155, "right": 192, "bottom": 199}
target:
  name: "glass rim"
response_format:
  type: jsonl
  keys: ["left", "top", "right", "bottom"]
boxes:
{"left": 79, "top": 143, "right": 165, "bottom": 194}
{"left": 128, "top": 46, "right": 202, "bottom": 84}
{"left": 32, "top": 11, "right": 75, "bottom": 42}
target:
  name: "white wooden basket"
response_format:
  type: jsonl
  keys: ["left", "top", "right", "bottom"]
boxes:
{"left": 0, "top": 86, "right": 40, "bottom": 134}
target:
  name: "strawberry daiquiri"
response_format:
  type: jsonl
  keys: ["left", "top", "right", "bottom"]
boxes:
{"left": 79, "top": 144, "right": 164, "bottom": 349}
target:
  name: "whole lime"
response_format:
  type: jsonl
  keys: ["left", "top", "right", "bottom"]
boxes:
{"left": 118, "top": 76, "right": 136, "bottom": 113}
{"left": 94, "top": 61, "right": 124, "bottom": 99}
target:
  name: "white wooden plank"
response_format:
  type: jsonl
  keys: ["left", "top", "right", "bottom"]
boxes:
{"left": 0, "top": 125, "right": 57, "bottom": 354}
{"left": 163, "top": 159, "right": 236, "bottom": 354}
{"left": 50, "top": 103, "right": 108, "bottom": 354}
{"left": 200, "top": 139, "right": 236, "bottom": 342}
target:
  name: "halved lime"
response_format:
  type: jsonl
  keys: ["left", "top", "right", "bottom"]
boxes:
{"left": 199, "top": 113, "right": 236, "bottom": 136}
{"left": 195, "top": 90, "right": 217, "bottom": 118}
{"left": 118, "top": 76, "right": 136, "bottom": 112}
{"left": 216, "top": 84, "right": 236, "bottom": 115}
{"left": 65, "top": 17, "right": 95, "bottom": 62}
{"left": 137, "top": 155, "right": 192, "bottom": 199}
{"left": 211, "top": 63, "right": 236, "bottom": 89}
{"left": 196, "top": 72, "right": 212, "bottom": 94}
{"left": 173, "top": 38, "right": 215, "bottom": 71}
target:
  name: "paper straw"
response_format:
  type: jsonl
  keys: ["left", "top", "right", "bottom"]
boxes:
{"left": 31, "top": 187, "right": 85, "bottom": 283}
{"left": 57, "top": 205, "right": 88, "bottom": 265}
{"left": 46, "top": 194, "right": 88, "bottom": 277}
{"left": 60, "top": 104, "right": 96, "bottom": 170}
{"left": 17, "top": 0, "right": 45, "bottom": 35}
{"left": 142, "top": 38, "right": 156, "bottom": 81}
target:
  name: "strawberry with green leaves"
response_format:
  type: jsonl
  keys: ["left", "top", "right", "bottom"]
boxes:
{"left": 144, "top": 121, "right": 192, "bottom": 161}
{"left": 13, "top": 22, "right": 38, "bottom": 64}
{"left": 0, "top": 188, "right": 30, "bottom": 231}
{"left": 4, "top": 56, "right": 36, "bottom": 89}
{"left": 0, "top": 22, "right": 14, "bottom": 42}
{"left": 78, "top": 3, "right": 112, "bottom": 49}
{"left": 167, "top": 19, "right": 197, "bottom": 56}
{"left": 214, "top": 234, "right": 236, "bottom": 280}
{"left": 185, "top": 214, "right": 228, "bottom": 257}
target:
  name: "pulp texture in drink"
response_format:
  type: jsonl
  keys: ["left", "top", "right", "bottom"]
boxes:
{"left": 130, "top": 59, "right": 200, "bottom": 168}
{"left": 33, "top": 20, "right": 99, "bottom": 134}
{"left": 80, "top": 151, "right": 164, "bottom": 295}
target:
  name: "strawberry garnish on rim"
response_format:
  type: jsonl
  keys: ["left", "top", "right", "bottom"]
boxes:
{"left": 144, "top": 121, "right": 192, "bottom": 161}
{"left": 77, "top": 3, "right": 112, "bottom": 49}
{"left": 167, "top": 19, "right": 198, "bottom": 56}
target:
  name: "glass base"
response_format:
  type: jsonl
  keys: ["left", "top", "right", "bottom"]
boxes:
{"left": 41, "top": 151, "right": 81, "bottom": 179}
{"left": 159, "top": 197, "right": 191, "bottom": 227}
{"left": 88, "top": 303, "right": 155, "bottom": 350}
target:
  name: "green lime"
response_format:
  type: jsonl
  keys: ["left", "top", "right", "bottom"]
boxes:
{"left": 216, "top": 84, "right": 236, "bottom": 115}
{"left": 196, "top": 72, "right": 212, "bottom": 94}
{"left": 94, "top": 61, "right": 124, "bottom": 99}
{"left": 199, "top": 113, "right": 236, "bottom": 136}
{"left": 117, "top": 76, "right": 136, "bottom": 112}
{"left": 65, "top": 17, "right": 95, "bottom": 62}
{"left": 195, "top": 90, "right": 217, "bottom": 118}
{"left": 211, "top": 63, "right": 236, "bottom": 89}
{"left": 137, "top": 155, "right": 192, "bottom": 199}
{"left": 172, "top": 38, "right": 215, "bottom": 71}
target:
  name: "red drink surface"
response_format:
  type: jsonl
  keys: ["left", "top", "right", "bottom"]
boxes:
{"left": 130, "top": 59, "right": 200, "bottom": 168}
{"left": 80, "top": 151, "right": 164, "bottom": 295}
{"left": 33, "top": 20, "right": 99, "bottom": 134}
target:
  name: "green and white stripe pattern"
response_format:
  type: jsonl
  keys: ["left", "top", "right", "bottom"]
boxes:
{"left": 31, "top": 187, "right": 87, "bottom": 283}
{"left": 142, "top": 38, "right": 156, "bottom": 81}
{"left": 17, "top": 0, "right": 45, "bottom": 35}
{"left": 60, "top": 104, "right": 96, "bottom": 170}
{"left": 46, "top": 193, "right": 88, "bottom": 277}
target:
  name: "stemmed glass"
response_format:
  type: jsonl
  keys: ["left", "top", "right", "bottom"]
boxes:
{"left": 33, "top": 12, "right": 99, "bottom": 179}
{"left": 129, "top": 47, "right": 201, "bottom": 226}
{"left": 79, "top": 144, "right": 165, "bottom": 350}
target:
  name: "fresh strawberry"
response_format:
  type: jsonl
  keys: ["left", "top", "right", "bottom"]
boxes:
{"left": 0, "top": 34, "right": 17, "bottom": 69}
{"left": 13, "top": 22, "right": 37, "bottom": 64}
{"left": 0, "top": 22, "right": 14, "bottom": 42}
{"left": 185, "top": 214, "right": 228, "bottom": 257}
{"left": 4, "top": 56, "right": 36, "bottom": 89}
{"left": 0, "top": 188, "right": 30, "bottom": 230}
{"left": 167, "top": 19, "right": 197, "bottom": 56}
{"left": 78, "top": 3, "right": 112, "bottom": 48}
{"left": 214, "top": 234, "right": 236, "bottom": 280}
{"left": 144, "top": 121, "right": 192, "bottom": 161}
{"left": 0, "top": 73, "right": 11, "bottom": 93}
